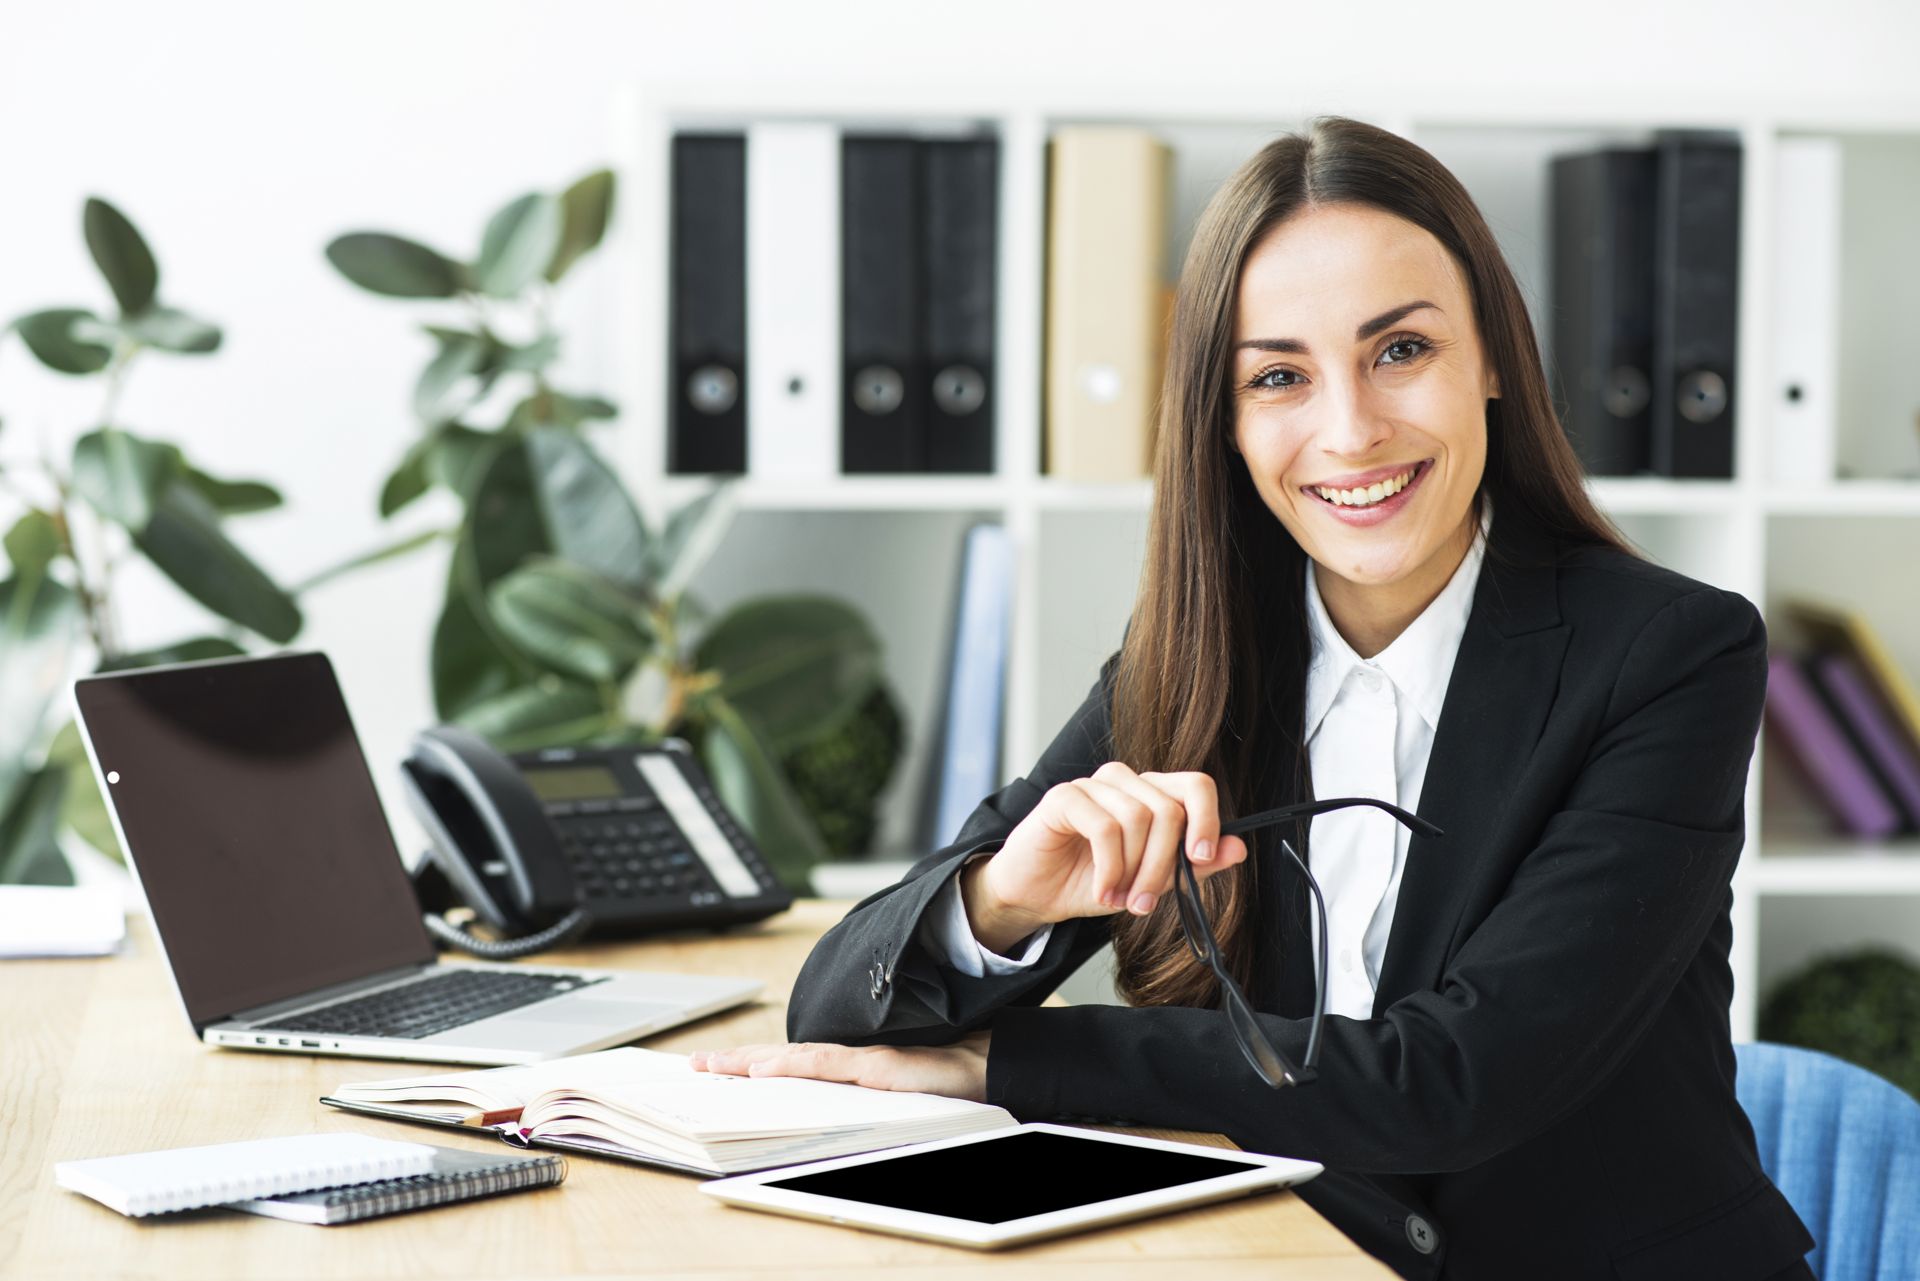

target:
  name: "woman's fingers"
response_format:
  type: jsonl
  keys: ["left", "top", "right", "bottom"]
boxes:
{"left": 1060, "top": 776, "right": 1146, "bottom": 909}
{"left": 1094, "top": 763, "right": 1189, "bottom": 915}
{"left": 690, "top": 1036, "right": 992, "bottom": 1102}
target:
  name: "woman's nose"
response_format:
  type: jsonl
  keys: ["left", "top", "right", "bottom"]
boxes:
{"left": 1310, "top": 378, "right": 1394, "bottom": 460}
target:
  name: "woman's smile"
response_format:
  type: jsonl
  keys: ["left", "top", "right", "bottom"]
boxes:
{"left": 1301, "top": 457, "right": 1434, "bottom": 527}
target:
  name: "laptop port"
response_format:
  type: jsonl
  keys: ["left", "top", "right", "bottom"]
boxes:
{"left": 278, "top": 1038, "right": 291, "bottom": 1046}
{"left": 300, "top": 1040, "right": 320, "bottom": 1048}
{"left": 255, "top": 1036, "right": 267, "bottom": 1045}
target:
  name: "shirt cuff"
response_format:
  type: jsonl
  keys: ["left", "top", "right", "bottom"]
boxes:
{"left": 917, "top": 851, "right": 1053, "bottom": 977}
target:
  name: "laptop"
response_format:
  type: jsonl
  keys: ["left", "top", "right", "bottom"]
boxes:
{"left": 72, "top": 651, "right": 763, "bottom": 1066}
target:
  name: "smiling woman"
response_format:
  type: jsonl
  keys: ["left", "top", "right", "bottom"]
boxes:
{"left": 700, "top": 117, "right": 1815, "bottom": 1281}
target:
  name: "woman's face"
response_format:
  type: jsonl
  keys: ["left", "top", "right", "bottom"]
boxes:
{"left": 1230, "top": 203, "right": 1497, "bottom": 602}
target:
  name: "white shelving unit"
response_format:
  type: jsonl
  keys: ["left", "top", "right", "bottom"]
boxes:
{"left": 611, "top": 83, "right": 1920, "bottom": 1038}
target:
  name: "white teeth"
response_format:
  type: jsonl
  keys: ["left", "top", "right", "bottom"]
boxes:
{"left": 1313, "top": 464, "right": 1419, "bottom": 508}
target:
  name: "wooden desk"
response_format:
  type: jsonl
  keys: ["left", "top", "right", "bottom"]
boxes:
{"left": 1, "top": 901, "right": 1390, "bottom": 1280}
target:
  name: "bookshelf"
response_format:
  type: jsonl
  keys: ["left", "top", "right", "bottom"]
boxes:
{"left": 611, "top": 83, "right": 1920, "bottom": 1039}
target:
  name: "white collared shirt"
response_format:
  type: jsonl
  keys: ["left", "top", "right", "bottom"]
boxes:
{"left": 1300, "top": 499, "right": 1490, "bottom": 1017}
{"left": 919, "top": 501, "right": 1493, "bottom": 1018}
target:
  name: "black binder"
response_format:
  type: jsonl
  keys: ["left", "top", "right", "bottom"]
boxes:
{"left": 841, "top": 136, "right": 927, "bottom": 472}
{"left": 921, "top": 137, "right": 997, "bottom": 474}
{"left": 669, "top": 133, "right": 748, "bottom": 475}
{"left": 1649, "top": 129, "right": 1741, "bottom": 479}
{"left": 1548, "top": 148, "right": 1657, "bottom": 476}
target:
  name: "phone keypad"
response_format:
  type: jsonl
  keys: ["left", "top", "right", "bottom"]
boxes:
{"left": 557, "top": 808, "right": 716, "bottom": 903}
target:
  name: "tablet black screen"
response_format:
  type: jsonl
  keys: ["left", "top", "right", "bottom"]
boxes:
{"left": 760, "top": 1130, "right": 1264, "bottom": 1224}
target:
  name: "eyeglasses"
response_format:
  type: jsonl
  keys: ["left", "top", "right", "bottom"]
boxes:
{"left": 1171, "top": 795, "right": 1443, "bottom": 1088}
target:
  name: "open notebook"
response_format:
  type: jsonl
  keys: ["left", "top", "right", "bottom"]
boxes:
{"left": 321, "top": 1047, "right": 1015, "bottom": 1177}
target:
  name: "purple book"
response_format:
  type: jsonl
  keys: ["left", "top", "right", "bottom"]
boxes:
{"left": 1810, "top": 650, "right": 1920, "bottom": 830}
{"left": 1765, "top": 654, "right": 1901, "bottom": 838}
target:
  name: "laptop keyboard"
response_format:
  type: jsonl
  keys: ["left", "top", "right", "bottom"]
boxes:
{"left": 265, "top": 969, "right": 609, "bottom": 1041}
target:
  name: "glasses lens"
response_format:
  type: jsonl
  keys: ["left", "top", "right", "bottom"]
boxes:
{"left": 1221, "top": 979, "right": 1294, "bottom": 1088}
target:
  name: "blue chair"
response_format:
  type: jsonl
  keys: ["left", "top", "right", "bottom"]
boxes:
{"left": 1735, "top": 1041, "right": 1920, "bottom": 1281}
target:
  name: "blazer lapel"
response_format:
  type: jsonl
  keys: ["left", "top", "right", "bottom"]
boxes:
{"left": 1369, "top": 507, "right": 1569, "bottom": 1013}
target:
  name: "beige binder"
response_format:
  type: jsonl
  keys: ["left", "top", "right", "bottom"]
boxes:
{"left": 1044, "top": 127, "right": 1173, "bottom": 482}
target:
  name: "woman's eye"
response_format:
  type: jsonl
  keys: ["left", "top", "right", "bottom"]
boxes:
{"left": 1243, "top": 336, "right": 1431, "bottom": 392}
{"left": 1248, "top": 367, "right": 1300, "bottom": 391}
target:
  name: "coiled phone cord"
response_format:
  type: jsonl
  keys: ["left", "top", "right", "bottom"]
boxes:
{"left": 421, "top": 905, "right": 595, "bottom": 960}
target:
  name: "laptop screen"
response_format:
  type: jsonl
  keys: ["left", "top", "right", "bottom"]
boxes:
{"left": 74, "top": 652, "right": 434, "bottom": 1028}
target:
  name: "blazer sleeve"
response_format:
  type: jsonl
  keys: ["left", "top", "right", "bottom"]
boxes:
{"left": 985, "top": 586, "right": 1769, "bottom": 1174}
{"left": 784, "top": 656, "right": 1123, "bottom": 1047}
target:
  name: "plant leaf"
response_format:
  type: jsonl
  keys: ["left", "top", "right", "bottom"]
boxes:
{"left": 379, "top": 436, "right": 434, "bottom": 517}
{"left": 427, "top": 424, "right": 497, "bottom": 499}
{"left": 134, "top": 484, "right": 302, "bottom": 642}
{"left": 546, "top": 169, "right": 615, "bottom": 283}
{"left": 121, "top": 305, "right": 222, "bottom": 354}
{"left": 475, "top": 192, "right": 562, "bottom": 298}
{"left": 97, "top": 636, "right": 247, "bottom": 672}
{"left": 506, "top": 388, "right": 616, "bottom": 430}
{"left": 71, "top": 427, "right": 182, "bottom": 531}
{"left": 455, "top": 678, "right": 611, "bottom": 753}
{"left": 432, "top": 544, "right": 527, "bottom": 719}
{"left": 183, "top": 465, "right": 281, "bottom": 515}
{"left": 695, "top": 595, "right": 881, "bottom": 755}
{"left": 497, "top": 333, "right": 560, "bottom": 373}
{"left": 12, "top": 308, "right": 114, "bottom": 374}
{"left": 654, "top": 481, "right": 739, "bottom": 599}
{"left": 0, "top": 574, "right": 80, "bottom": 831}
{"left": 4, "top": 511, "right": 63, "bottom": 578}
{"left": 46, "top": 720, "right": 121, "bottom": 863}
{"left": 522, "top": 427, "right": 649, "bottom": 589}
{"left": 489, "top": 560, "right": 651, "bottom": 684}
{"left": 83, "top": 197, "right": 158, "bottom": 316}
{"left": 697, "top": 696, "right": 825, "bottom": 891}
{"left": 0, "top": 766, "right": 73, "bottom": 886}
{"left": 413, "top": 331, "right": 490, "bottom": 424}
{"left": 467, "top": 429, "right": 650, "bottom": 594}
{"left": 326, "top": 232, "right": 466, "bottom": 298}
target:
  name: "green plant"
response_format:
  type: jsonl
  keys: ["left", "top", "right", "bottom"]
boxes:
{"left": 325, "top": 171, "right": 894, "bottom": 892}
{"left": 0, "top": 198, "right": 305, "bottom": 883}
{"left": 1758, "top": 947, "right": 1920, "bottom": 1098}
{"left": 778, "top": 682, "right": 906, "bottom": 858}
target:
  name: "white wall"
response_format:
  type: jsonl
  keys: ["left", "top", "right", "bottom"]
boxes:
{"left": 4, "top": 0, "right": 1917, "bottom": 857}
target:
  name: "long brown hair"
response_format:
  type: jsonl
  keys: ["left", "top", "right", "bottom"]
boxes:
{"left": 1107, "top": 115, "right": 1637, "bottom": 1008}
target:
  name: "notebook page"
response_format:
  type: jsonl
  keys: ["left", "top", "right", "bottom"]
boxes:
{"left": 570, "top": 1074, "right": 1007, "bottom": 1142}
{"left": 332, "top": 1047, "right": 695, "bottom": 1112}
{"left": 55, "top": 1134, "right": 436, "bottom": 1217}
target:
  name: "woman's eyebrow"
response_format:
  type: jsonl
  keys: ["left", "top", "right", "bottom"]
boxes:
{"left": 1235, "top": 300, "right": 1442, "bottom": 354}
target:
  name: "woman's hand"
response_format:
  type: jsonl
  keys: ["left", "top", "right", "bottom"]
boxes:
{"left": 962, "top": 761, "right": 1249, "bottom": 952}
{"left": 689, "top": 1031, "right": 992, "bottom": 1103}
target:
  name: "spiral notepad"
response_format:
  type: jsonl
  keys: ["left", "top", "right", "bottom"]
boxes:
{"left": 229, "top": 1145, "right": 566, "bottom": 1224}
{"left": 55, "top": 1134, "right": 438, "bottom": 1217}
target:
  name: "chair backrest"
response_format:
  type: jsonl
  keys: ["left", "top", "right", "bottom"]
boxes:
{"left": 1735, "top": 1041, "right": 1920, "bottom": 1281}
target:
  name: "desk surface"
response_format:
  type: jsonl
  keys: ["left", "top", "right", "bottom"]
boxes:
{"left": 2, "top": 901, "right": 1389, "bottom": 1280}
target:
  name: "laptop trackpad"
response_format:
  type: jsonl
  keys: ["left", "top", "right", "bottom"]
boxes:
{"left": 507, "top": 996, "right": 682, "bottom": 1030}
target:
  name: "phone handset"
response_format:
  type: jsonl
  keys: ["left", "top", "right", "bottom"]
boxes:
{"left": 399, "top": 725, "right": 593, "bottom": 959}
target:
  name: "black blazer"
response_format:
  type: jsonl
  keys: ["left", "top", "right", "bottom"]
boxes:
{"left": 786, "top": 505, "right": 1815, "bottom": 1281}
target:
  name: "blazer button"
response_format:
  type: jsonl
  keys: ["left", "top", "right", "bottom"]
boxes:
{"left": 868, "top": 963, "right": 886, "bottom": 999}
{"left": 1405, "top": 1214, "right": 1438, "bottom": 1255}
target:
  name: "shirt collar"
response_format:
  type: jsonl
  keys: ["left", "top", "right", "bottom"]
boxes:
{"left": 1303, "top": 496, "right": 1493, "bottom": 741}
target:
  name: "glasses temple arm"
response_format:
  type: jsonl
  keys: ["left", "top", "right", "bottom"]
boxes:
{"left": 1221, "top": 795, "right": 1443, "bottom": 840}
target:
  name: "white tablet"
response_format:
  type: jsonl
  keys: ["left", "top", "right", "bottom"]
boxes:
{"left": 699, "top": 1123, "right": 1322, "bottom": 1249}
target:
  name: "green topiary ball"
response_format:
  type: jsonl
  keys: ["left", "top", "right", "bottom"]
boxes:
{"left": 1757, "top": 947, "right": 1920, "bottom": 1099}
{"left": 777, "top": 681, "right": 906, "bottom": 859}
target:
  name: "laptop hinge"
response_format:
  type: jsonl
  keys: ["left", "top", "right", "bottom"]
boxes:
{"left": 222, "top": 961, "right": 439, "bottom": 1029}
